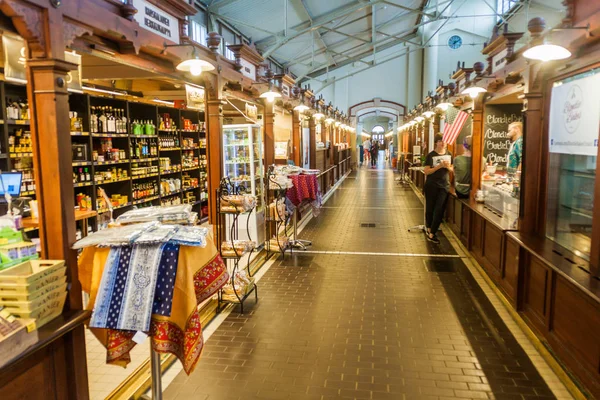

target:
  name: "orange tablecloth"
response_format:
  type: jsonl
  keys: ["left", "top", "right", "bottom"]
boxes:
{"left": 78, "top": 237, "right": 228, "bottom": 374}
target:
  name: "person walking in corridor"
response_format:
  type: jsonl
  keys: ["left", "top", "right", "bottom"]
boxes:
{"left": 371, "top": 140, "right": 379, "bottom": 168}
{"left": 363, "top": 137, "right": 371, "bottom": 166}
{"left": 423, "top": 133, "right": 452, "bottom": 243}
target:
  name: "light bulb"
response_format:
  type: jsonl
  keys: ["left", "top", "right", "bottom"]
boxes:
{"left": 189, "top": 64, "right": 203, "bottom": 76}
{"left": 523, "top": 44, "right": 571, "bottom": 62}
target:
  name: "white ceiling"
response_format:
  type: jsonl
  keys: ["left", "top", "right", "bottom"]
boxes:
{"left": 207, "top": 0, "right": 428, "bottom": 80}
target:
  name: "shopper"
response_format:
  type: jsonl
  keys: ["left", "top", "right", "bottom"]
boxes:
{"left": 363, "top": 137, "right": 371, "bottom": 166}
{"left": 507, "top": 121, "right": 523, "bottom": 176}
{"left": 424, "top": 133, "right": 452, "bottom": 243}
{"left": 453, "top": 135, "right": 473, "bottom": 199}
{"left": 371, "top": 140, "right": 379, "bottom": 168}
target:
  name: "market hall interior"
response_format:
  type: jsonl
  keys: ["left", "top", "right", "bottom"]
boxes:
{"left": 0, "top": 1, "right": 598, "bottom": 400}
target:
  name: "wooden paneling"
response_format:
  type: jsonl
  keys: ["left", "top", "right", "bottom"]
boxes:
{"left": 460, "top": 203, "right": 470, "bottom": 247}
{"left": 471, "top": 213, "right": 484, "bottom": 258}
{"left": 483, "top": 222, "right": 503, "bottom": 280}
{"left": 522, "top": 256, "right": 551, "bottom": 331}
{"left": 550, "top": 276, "right": 600, "bottom": 398}
{"left": 502, "top": 235, "right": 520, "bottom": 305}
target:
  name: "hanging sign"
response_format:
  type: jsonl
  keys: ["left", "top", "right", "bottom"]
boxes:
{"left": 483, "top": 104, "right": 522, "bottom": 168}
{"left": 239, "top": 58, "right": 256, "bottom": 80}
{"left": 65, "top": 51, "right": 83, "bottom": 93}
{"left": 132, "top": 0, "right": 180, "bottom": 43}
{"left": 245, "top": 103, "right": 258, "bottom": 119}
{"left": 185, "top": 84, "right": 205, "bottom": 111}
{"left": 549, "top": 71, "right": 600, "bottom": 156}
{"left": 3, "top": 35, "right": 27, "bottom": 84}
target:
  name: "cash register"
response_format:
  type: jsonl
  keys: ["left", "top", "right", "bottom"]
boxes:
{"left": 0, "top": 172, "right": 28, "bottom": 216}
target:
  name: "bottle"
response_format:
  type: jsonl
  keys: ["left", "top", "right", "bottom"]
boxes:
{"left": 121, "top": 109, "right": 128, "bottom": 134}
{"left": 79, "top": 168, "right": 85, "bottom": 182}
{"left": 107, "top": 107, "right": 116, "bottom": 133}
{"left": 99, "top": 107, "right": 107, "bottom": 133}
{"left": 85, "top": 168, "right": 90, "bottom": 182}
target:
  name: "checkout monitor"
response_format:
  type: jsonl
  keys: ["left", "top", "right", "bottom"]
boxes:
{"left": 0, "top": 172, "right": 23, "bottom": 197}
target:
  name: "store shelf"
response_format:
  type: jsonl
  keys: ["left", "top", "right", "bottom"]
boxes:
{"left": 182, "top": 147, "right": 199, "bottom": 150}
{"left": 0, "top": 154, "right": 8, "bottom": 159}
{"left": 132, "top": 173, "right": 159, "bottom": 180}
{"left": 70, "top": 131, "right": 89, "bottom": 136}
{"left": 73, "top": 182, "right": 93, "bottom": 188}
{"left": 132, "top": 195, "right": 159, "bottom": 205}
{"left": 160, "top": 169, "right": 181, "bottom": 175}
{"left": 180, "top": 130, "right": 201, "bottom": 134}
{"left": 91, "top": 133, "right": 128, "bottom": 138}
{"left": 131, "top": 134, "right": 158, "bottom": 138}
{"left": 158, "top": 129, "right": 178, "bottom": 133}
{"left": 161, "top": 190, "right": 182, "bottom": 197}
{"left": 224, "top": 160, "right": 259, "bottom": 165}
{"left": 10, "top": 152, "right": 33, "bottom": 158}
{"left": 181, "top": 166, "right": 200, "bottom": 172}
{"left": 182, "top": 186, "right": 199, "bottom": 193}
{"left": 94, "top": 159, "right": 130, "bottom": 166}
{"left": 224, "top": 143, "right": 251, "bottom": 147}
{"left": 6, "top": 119, "right": 30, "bottom": 125}
{"left": 72, "top": 161, "right": 92, "bottom": 167}
{"left": 131, "top": 157, "right": 159, "bottom": 162}
{"left": 159, "top": 147, "right": 182, "bottom": 151}
{"left": 97, "top": 202, "right": 131, "bottom": 214}
{"left": 21, "top": 190, "right": 35, "bottom": 196}
{"left": 96, "top": 177, "right": 130, "bottom": 185}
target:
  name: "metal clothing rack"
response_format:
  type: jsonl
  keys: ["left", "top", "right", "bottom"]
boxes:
{"left": 215, "top": 177, "right": 258, "bottom": 314}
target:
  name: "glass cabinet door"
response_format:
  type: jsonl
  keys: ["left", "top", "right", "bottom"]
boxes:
{"left": 223, "top": 126, "right": 253, "bottom": 194}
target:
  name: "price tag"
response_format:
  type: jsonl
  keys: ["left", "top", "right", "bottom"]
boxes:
{"left": 132, "top": 331, "right": 148, "bottom": 344}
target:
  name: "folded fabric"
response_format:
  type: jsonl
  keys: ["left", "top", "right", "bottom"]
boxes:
{"left": 89, "top": 248, "right": 122, "bottom": 329}
{"left": 152, "top": 242, "right": 179, "bottom": 317}
{"left": 170, "top": 226, "right": 209, "bottom": 247}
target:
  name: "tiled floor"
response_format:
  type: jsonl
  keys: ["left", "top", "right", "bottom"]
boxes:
{"left": 162, "top": 166, "right": 572, "bottom": 400}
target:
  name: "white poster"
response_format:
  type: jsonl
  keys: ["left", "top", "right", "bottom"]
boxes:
{"left": 302, "top": 127, "right": 310, "bottom": 169}
{"left": 185, "top": 84, "right": 205, "bottom": 110}
{"left": 132, "top": 0, "right": 180, "bottom": 43}
{"left": 549, "top": 71, "right": 600, "bottom": 156}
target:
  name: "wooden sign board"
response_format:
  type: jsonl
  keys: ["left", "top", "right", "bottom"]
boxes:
{"left": 483, "top": 104, "right": 522, "bottom": 169}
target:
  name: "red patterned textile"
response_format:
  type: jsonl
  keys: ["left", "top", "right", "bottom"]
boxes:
{"left": 286, "top": 174, "right": 320, "bottom": 206}
{"left": 82, "top": 246, "right": 228, "bottom": 374}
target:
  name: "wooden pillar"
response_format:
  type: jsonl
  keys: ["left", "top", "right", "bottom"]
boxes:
{"left": 309, "top": 117, "right": 317, "bottom": 169}
{"left": 520, "top": 92, "right": 544, "bottom": 235}
{"left": 264, "top": 101, "right": 275, "bottom": 167}
{"left": 205, "top": 97, "right": 225, "bottom": 226}
{"left": 471, "top": 98, "right": 484, "bottom": 199}
{"left": 292, "top": 110, "right": 301, "bottom": 166}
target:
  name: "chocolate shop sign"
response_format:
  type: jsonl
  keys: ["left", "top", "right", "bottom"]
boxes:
{"left": 483, "top": 105, "right": 523, "bottom": 168}
{"left": 133, "top": 0, "right": 180, "bottom": 43}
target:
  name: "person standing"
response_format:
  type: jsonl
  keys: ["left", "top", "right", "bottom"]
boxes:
{"left": 424, "top": 133, "right": 452, "bottom": 243}
{"left": 371, "top": 140, "right": 379, "bottom": 168}
{"left": 507, "top": 121, "right": 523, "bottom": 176}
{"left": 363, "top": 137, "right": 371, "bottom": 166}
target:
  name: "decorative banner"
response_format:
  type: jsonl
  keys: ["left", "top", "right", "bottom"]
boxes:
{"left": 185, "top": 84, "right": 205, "bottom": 111}
{"left": 3, "top": 35, "right": 27, "bottom": 84}
{"left": 549, "top": 71, "right": 600, "bottom": 156}
{"left": 483, "top": 104, "right": 522, "bottom": 168}
{"left": 65, "top": 51, "right": 83, "bottom": 93}
{"left": 275, "top": 141, "right": 288, "bottom": 159}
{"left": 132, "top": 0, "right": 180, "bottom": 43}
{"left": 245, "top": 103, "right": 258, "bottom": 119}
{"left": 302, "top": 127, "right": 310, "bottom": 169}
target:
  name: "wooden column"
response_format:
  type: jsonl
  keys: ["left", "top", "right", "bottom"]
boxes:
{"left": 205, "top": 98, "right": 225, "bottom": 225}
{"left": 309, "top": 117, "right": 317, "bottom": 169}
{"left": 264, "top": 101, "right": 275, "bottom": 167}
{"left": 292, "top": 110, "right": 301, "bottom": 166}
{"left": 471, "top": 97, "right": 485, "bottom": 199}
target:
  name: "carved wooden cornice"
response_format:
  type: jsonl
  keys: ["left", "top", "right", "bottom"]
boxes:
{"left": 227, "top": 43, "right": 265, "bottom": 67}
{"left": 482, "top": 29, "right": 524, "bottom": 75}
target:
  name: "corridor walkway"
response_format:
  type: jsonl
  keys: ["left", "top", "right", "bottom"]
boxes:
{"left": 164, "top": 168, "right": 567, "bottom": 400}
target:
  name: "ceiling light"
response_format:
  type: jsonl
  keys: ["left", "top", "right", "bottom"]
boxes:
{"left": 294, "top": 104, "right": 310, "bottom": 112}
{"left": 523, "top": 42, "right": 571, "bottom": 62}
{"left": 176, "top": 55, "right": 215, "bottom": 77}
{"left": 422, "top": 111, "right": 435, "bottom": 118}
{"left": 259, "top": 88, "right": 282, "bottom": 103}
{"left": 313, "top": 112, "right": 324, "bottom": 120}
{"left": 436, "top": 102, "right": 452, "bottom": 111}
{"left": 415, "top": 116, "right": 424, "bottom": 123}
{"left": 461, "top": 86, "right": 487, "bottom": 98}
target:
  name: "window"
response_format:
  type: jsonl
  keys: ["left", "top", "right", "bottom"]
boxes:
{"left": 496, "top": 0, "right": 519, "bottom": 21}
{"left": 190, "top": 20, "right": 208, "bottom": 47}
{"left": 545, "top": 69, "right": 600, "bottom": 261}
{"left": 221, "top": 25, "right": 236, "bottom": 60}
{"left": 371, "top": 126, "right": 385, "bottom": 135}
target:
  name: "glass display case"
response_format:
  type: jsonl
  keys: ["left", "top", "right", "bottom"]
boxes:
{"left": 222, "top": 124, "right": 265, "bottom": 245}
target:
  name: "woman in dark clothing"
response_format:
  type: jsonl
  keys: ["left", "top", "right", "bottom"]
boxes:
{"left": 423, "top": 134, "right": 453, "bottom": 243}
{"left": 370, "top": 140, "right": 379, "bottom": 168}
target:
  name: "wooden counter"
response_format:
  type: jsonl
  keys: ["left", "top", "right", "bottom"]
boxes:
{"left": 21, "top": 209, "right": 97, "bottom": 229}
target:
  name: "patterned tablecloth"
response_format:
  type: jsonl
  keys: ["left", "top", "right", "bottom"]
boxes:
{"left": 78, "top": 236, "right": 228, "bottom": 374}
{"left": 286, "top": 174, "right": 321, "bottom": 207}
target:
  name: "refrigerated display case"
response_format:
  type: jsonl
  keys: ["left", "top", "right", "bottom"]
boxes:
{"left": 222, "top": 124, "right": 265, "bottom": 245}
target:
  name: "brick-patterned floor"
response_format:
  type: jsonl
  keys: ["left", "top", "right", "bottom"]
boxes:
{"left": 164, "top": 168, "right": 555, "bottom": 400}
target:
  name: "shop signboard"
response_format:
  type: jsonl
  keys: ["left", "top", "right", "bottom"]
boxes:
{"left": 491, "top": 48, "right": 508, "bottom": 74}
{"left": 483, "top": 104, "right": 522, "bottom": 168}
{"left": 2, "top": 35, "right": 27, "bottom": 84}
{"left": 549, "top": 71, "right": 600, "bottom": 156}
{"left": 302, "top": 127, "right": 310, "bottom": 169}
{"left": 245, "top": 103, "right": 258, "bottom": 119}
{"left": 132, "top": 0, "right": 180, "bottom": 43}
{"left": 240, "top": 58, "right": 257, "bottom": 80}
{"left": 185, "top": 84, "right": 205, "bottom": 110}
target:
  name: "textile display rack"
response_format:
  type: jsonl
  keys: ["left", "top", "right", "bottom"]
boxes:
{"left": 395, "top": 152, "right": 410, "bottom": 186}
{"left": 74, "top": 205, "right": 229, "bottom": 400}
{"left": 215, "top": 177, "right": 258, "bottom": 314}
{"left": 284, "top": 171, "right": 321, "bottom": 251}
{"left": 265, "top": 165, "right": 293, "bottom": 259}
